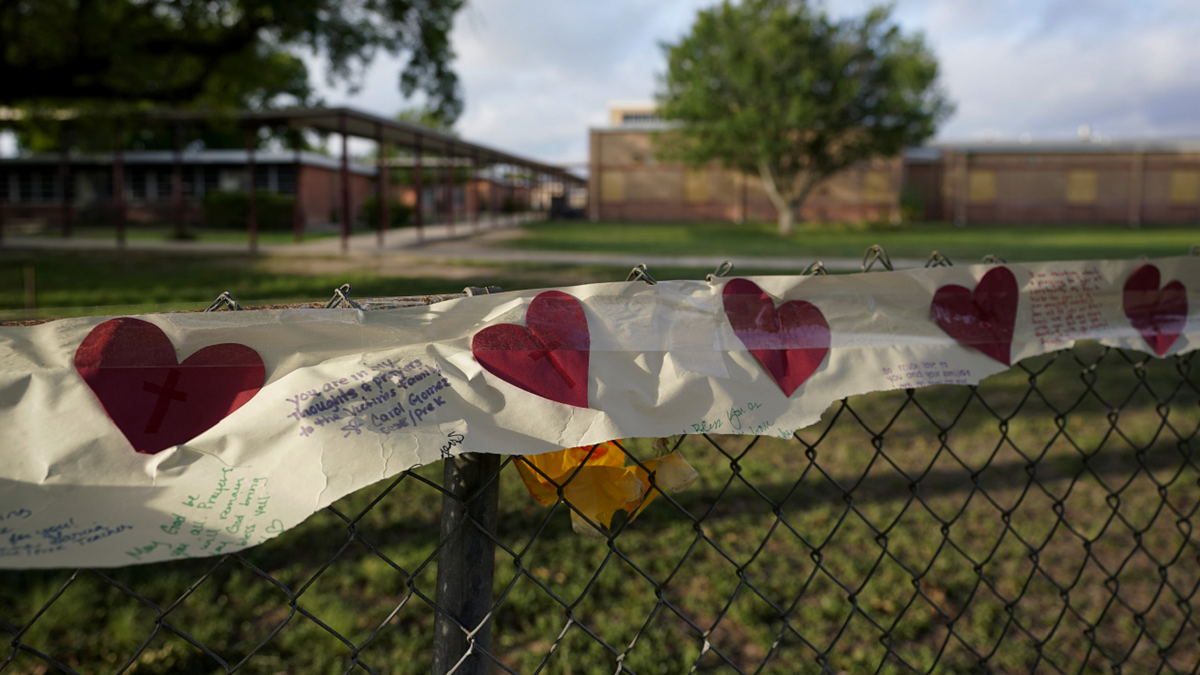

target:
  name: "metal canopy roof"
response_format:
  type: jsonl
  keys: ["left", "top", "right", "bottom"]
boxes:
{"left": 146, "top": 106, "right": 581, "bottom": 183}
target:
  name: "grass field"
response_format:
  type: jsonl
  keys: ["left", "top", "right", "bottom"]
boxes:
{"left": 0, "top": 249, "right": 782, "bottom": 320}
{"left": 503, "top": 221, "right": 1200, "bottom": 264}
{"left": 3, "top": 344, "right": 1197, "bottom": 674}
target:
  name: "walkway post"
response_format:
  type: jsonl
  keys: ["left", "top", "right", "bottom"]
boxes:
{"left": 431, "top": 452, "right": 500, "bottom": 675}
{"left": 59, "top": 125, "right": 72, "bottom": 238}
{"left": 245, "top": 129, "right": 258, "bottom": 254}
{"left": 291, "top": 142, "right": 304, "bottom": 243}
{"left": 414, "top": 133, "right": 424, "bottom": 242}
{"left": 471, "top": 151, "right": 480, "bottom": 232}
{"left": 339, "top": 111, "right": 350, "bottom": 255}
{"left": 445, "top": 142, "right": 455, "bottom": 237}
{"left": 172, "top": 124, "right": 184, "bottom": 241}
{"left": 376, "top": 122, "right": 389, "bottom": 248}
{"left": 113, "top": 129, "right": 126, "bottom": 249}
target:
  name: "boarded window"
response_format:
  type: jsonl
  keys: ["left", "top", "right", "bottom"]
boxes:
{"left": 1169, "top": 171, "right": 1200, "bottom": 203}
{"left": 600, "top": 171, "right": 626, "bottom": 203}
{"left": 862, "top": 171, "right": 890, "bottom": 202}
{"left": 1065, "top": 171, "right": 1097, "bottom": 204}
{"left": 684, "top": 170, "right": 709, "bottom": 203}
{"left": 968, "top": 171, "right": 996, "bottom": 203}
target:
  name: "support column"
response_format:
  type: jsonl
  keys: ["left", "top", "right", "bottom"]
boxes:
{"left": 246, "top": 129, "right": 258, "bottom": 254}
{"left": 491, "top": 164, "right": 499, "bottom": 228}
{"left": 173, "top": 125, "right": 185, "bottom": 241}
{"left": 414, "top": 134, "right": 424, "bottom": 242}
{"left": 292, "top": 144, "right": 304, "bottom": 242}
{"left": 376, "top": 122, "right": 389, "bottom": 248}
{"left": 59, "top": 126, "right": 72, "bottom": 238}
{"left": 113, "top": 131, "right": 126, "bottom": 249}
{"left": 339, "top": 111, "right": 351, "bottom": 255}
{"left": 471, "top": 151, "right": 480, "bottom": 232}
{"left": 445, "top": 143, "right": 455, "bottom": 236}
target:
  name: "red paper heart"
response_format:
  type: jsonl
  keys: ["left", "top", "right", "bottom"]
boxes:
{"left": 472, "top": 291, "right": 590, "bottom": 408}
{"left": 722, "top": 278, "right": 830, "bottom": 397}
{"left": 1124, "top": 264, "right": 1187, "bottom": 356}
{"left": 931, "top": 267, "right": 1019, "bottom": 366}
{"left": 74, "top": 318, "right": 265, "bottom": 454}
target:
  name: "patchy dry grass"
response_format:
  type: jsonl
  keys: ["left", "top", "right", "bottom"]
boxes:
{"left": 4, "top": 343, "right": 1197, "bottom": 674}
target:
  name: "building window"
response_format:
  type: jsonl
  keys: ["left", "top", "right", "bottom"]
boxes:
{"left": 862, "top": 171, "right": 890, "bottom": 202}
{"left": 1065, "top": 170, "right": 1097, "bottom": 204}
{"left": 600, "top": 171, "right": 626, "bottom": 203}
{"left": 968, "top": 170, "right": 996, "bottom": 203}
{"left": 1169, "top": 171, "right": 1200, "bottom": 203}
{"left": 621, "top": 113, "right": 660, "bottom": 124}
{"left": 684, "top": 170, "right": 709, "bottom": 203}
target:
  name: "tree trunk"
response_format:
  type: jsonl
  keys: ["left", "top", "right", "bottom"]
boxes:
{"left": 757, "top": 161, "right": 795, "bottom": 236}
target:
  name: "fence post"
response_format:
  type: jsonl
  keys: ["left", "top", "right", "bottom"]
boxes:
{"left": 432, "top": 452, "right": 500, "bottom": 675}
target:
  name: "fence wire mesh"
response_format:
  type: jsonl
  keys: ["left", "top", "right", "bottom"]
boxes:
{"left": 3, "top": 340, "right": 1199, "bottom": 674}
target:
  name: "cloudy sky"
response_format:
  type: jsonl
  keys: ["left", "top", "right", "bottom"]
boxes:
{"left": 312, "top": 0, "right": 1200, "bottom": 164}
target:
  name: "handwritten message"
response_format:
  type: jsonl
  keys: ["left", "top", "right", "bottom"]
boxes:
{"left": 124, "top": 467, "right": 276, "bottom": 563}
{"left": 284, "top": 357, "right": 454, "bottom": 440}
{"left": 882, "top": 361, "right": 971, "bottom": 389}
{"left": 686, "top": 401, "right": 795, "bottom": 440}
{"left": 1029, "top": 268, "right": 1108, "bottom": 347}
{"left": 1, "top": 508, "right": 133, "bottom": 560}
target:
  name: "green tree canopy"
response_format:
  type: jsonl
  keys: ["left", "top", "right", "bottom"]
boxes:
{"left": 1, "top": 0, "right": 464, "bottom": 149}
{"left": 657, "top": 0, "right": 951, "bottom": 235}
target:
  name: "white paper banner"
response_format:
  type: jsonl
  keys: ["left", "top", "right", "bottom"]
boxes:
{"left": 1, "top": 257, "right": 1197, "bottom": 568}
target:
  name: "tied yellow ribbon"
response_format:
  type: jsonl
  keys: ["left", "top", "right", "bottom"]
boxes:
{"left": 515, "top": 439, "right": 698, "bottom": 538}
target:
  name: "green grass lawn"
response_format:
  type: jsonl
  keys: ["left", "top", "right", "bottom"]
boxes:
{"left": 504, "top": 221, "right": 1200, "bottom": 264}
{"left": 0, "top": 250, "right": 795, "bottom": 321}
{"left": 3, "top": 344, "right": 1196, "bottom": 673}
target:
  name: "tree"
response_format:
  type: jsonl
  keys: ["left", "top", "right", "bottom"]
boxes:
{"left": 0, "top": 0, "right": 464, "bottom": 121}
{"left": 657, "top": 0, "right": 951, "bottom": 235}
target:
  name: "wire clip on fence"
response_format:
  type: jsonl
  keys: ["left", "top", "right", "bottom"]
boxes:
{"left": 625, "top": 264, "right": 657, "bottom": 285}
{"left": 861, "top": 244, "right": 894, "bottom": 272}
{"left": 925, "top": 251, "right": 953, "bottom": 268}
{"left": 705, "top": 261, "right": 735, "bottom": 283}
{"left": 325, "top": 283, "right": 365, "bottom": 310}
{"left": 204, "top": 291, "right": 244, "bottom": 312}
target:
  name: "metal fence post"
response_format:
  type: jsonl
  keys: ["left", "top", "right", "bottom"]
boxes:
{"left": 432, "top": 452, "right": 500, "bottom": 675}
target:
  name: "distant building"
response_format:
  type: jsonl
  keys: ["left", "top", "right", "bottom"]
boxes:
{"left": 588, "top": 102, "right": 903, "bottom": 223}
{"left": 591, "top": 102, "right": 1200, "bottom": 226}
{"left": 0, "top": 150, "right": 375, "bottom": 230}
{"left": 0, "top": 150, "right": 526, "bottom": 231}
{"left": 904, "top": 140, "right": 1200, "bottom": 226}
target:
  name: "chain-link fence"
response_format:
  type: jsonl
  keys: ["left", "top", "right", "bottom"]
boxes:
{"left": 2, "top": 293, "right": 1199, "bottom": 674}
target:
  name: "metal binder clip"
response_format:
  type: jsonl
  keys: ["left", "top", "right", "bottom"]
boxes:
{"left": 800, "top": 260, "right": 827, "bottom": 276}
{"left": 981, "top": 254, "right": 1007, "bottom": 264}
{"left": 464, "top": 286, "right": 504, "bottom": 296}
{"left": 325, "top": 283, "right": 365, "bottom": 310}
{"left": 861, "top": 245, "right": 894, "bottom": 272}
{"left": 626, "top": 264, "right": 657, "bottom": 285}
{"left": 925, "top": 251, "right": 953, "bottom": 268}
{"left": 706, "top": 261, "right": 735, "bottom": 283}
{"left": 205, "top": 291, "right": 243, "bottom": 312}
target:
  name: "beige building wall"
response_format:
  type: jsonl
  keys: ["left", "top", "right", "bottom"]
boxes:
{"left": 588, "top": 127, "right": 902, "bottom": 223}
{"left": 907, "top": 143, "right": 1200, "bottom": 225}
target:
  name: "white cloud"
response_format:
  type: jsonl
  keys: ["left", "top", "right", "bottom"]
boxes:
{"left": 308, "top": 0, "right": 1200, "bottom": 163}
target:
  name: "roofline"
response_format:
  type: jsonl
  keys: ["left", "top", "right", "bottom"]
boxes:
{"left": 1, "top": 106, "right": 585, "bottom": 184}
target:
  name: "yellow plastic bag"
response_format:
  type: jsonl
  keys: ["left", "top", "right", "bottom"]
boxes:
{"left": 515, "top": 439, "right": 698, "bottom": 538}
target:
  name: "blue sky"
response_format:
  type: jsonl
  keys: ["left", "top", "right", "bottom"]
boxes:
{"left": 306, "top": 0, "right": 1200, "bottom": 165}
